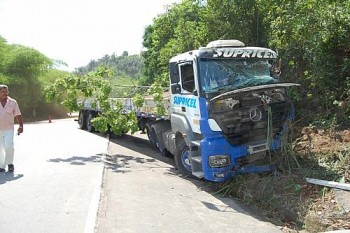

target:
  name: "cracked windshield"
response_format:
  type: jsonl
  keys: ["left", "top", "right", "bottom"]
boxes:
{"left": 199, "top": 59, "right": 277, "bottom": 93}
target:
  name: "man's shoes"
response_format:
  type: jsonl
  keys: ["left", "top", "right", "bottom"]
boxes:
{"left": 0, "top": 168, "right": 5, "bottom": 172}
{"left": 8, "top": 164, "right": 14, "bottom": 172}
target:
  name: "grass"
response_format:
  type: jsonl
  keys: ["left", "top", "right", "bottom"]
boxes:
{"left": 213, "top": 128, "right": 350, "bottom": 232}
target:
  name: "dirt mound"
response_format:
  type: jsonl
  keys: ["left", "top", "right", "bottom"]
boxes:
{"left": 295, "top": 127, "right": 350, "bottom": 154}
{"left": 216, "top": 127, "right": 350, "bottom": 232}
{"left": 293, "top": 127, "right": 350, "bottom": 232}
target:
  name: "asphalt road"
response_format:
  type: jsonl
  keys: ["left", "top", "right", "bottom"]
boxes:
{"left": 96, "top": 132, "right": 282, "bottom": 233}
{"left": 0, "top": 118, "right": 108, "bottom": 233}
{"left": 0, "top": 118, "right": 282, "bottom": 233}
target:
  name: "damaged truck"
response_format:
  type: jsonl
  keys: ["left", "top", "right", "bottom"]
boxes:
{"left": 78, "top": 39, "right": 299, "bottom": 182}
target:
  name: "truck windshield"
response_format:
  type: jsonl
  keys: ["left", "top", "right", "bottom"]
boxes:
{"left": 199, "top": 58, "right": 277, "bottom": 93}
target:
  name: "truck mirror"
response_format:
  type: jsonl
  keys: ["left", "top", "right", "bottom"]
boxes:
{"left": 174, "top": 64, "right": 180, "bottom": 82}
{"left": 169, "top": 63, "right": 180, "bottom": 83}
{"left": 270, "top": 59, "right": 281, "bottom": 78}
{"left": 171, "top": 83, "right": 181, "bottom": 94}
{"left": 173, "top": 64, "right": 178, "bottom": 75}
{"left": 276, "top": 59, "right": 282, "bottom": 75}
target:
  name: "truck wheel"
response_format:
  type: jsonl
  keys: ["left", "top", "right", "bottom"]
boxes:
{"left": 175, "top": 139, "right": 192, "bottom": 177}
{"left": 151, "top": 124, "right": 170, "bottom": 157}
{"left": 78, "top": 112, "right": 86, "bottom": 130}
{"left": 86, "top": 112, "right": 95, "bottom": 132}
{"left": 146, "top": 124, "right": 157, "bottom": 148}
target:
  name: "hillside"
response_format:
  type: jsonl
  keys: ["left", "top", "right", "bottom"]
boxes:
{"left": 73, "top": 52, "right": 144, "bottom": 81}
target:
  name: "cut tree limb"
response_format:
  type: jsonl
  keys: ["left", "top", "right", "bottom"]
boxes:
{"left": 306, "top": 178, "right": 350, "bottom": 191}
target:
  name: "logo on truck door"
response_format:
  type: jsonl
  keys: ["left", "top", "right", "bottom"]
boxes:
{"left": 173, "top": 96, "right": 197, "bottom": 108}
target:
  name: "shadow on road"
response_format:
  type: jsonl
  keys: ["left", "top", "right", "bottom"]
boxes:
{"left": 106, "top": 133, "right": 275, "bottom": 225}
{"left": 106, "top": 133, "right": 179, "bottom": 177}
{"left": 48, "top": 154, "right": 104, "bottom": 165}
{"left": 0, "top": 172, "right": 24, "bottom": 185}
{"left": 109, "top": 133, "right": 175, "bottom": 164}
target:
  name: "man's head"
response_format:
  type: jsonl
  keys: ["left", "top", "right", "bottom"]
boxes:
{"left": 0, "top": 84, "right": 9, "bottom": 101}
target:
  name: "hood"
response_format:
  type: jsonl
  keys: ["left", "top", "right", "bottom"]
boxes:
{"left": 210, "top": 83, "right": 300, "bottom": 102}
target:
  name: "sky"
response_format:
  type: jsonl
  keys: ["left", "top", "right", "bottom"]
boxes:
{"left": 0, "top": 0, "right": 180, "bottom": 71}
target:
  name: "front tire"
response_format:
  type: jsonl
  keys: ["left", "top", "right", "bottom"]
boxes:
{"left": 175, "top": 139, "right": 192, "bottom": 177}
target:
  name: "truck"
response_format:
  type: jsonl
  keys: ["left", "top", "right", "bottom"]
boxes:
{"left": 78, "top": 39, "right": 299, "bottom": 182}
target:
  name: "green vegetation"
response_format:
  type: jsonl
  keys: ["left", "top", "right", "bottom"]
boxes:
{"left": 5, "top": 0, "right": 349, "bottom": 129}
{"left": 0, "top": 36, "right": 69, "bottom": 120}
{"left": 139, "top": 1, "right": 350, "bottom": 231}
{"left": 73, "top": 52, "right": 144, "bottom": 81}
{"left": 142, "top": 0, "right": 350, "bottom": 127}
{"left": 1, "top": 1, "right": 349, "bottom": 231}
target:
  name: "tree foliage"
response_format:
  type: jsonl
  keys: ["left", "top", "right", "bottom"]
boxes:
{"left": 142, "top": 0, "right": 350, "bottom": 126}
{"left": 0, "top": 38, "right": 66, "bottom": 119}
{"left": 74, "top": 53, "right": 144, "bottom": 81}
{"left": 45, "top": 66, "right": 165, "bottom": 135}
{"left": 264, "top": 0, "right": 350, "bottom": 124}
{"left": 22, "top": 0, "right": 349, "bottom": 130}
{"left": 3, "top": 45, "right": 52, "bottom": 111}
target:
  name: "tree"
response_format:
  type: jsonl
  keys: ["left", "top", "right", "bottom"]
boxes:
{"left": 0, "top": 36, "right": 10, "bottom": 84}
{"left": 141, "top": 0, "right": 270, "bottom": 87}
{"left": 142, "top": 0, "right": 205, "bottom": 86}
{"left": 2, "top": 45, "right": 52, "bottom": 114}
{"left": 264, "top": 0, "right": 350, "bottom": 123}
{"left": 141, "top": 0, "right": 350, "bottom": 125}
{"left": 45, "top": 66, "right": 141, "bottom": 135}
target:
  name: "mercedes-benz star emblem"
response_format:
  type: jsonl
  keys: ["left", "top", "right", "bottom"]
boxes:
{"left": 249, "top": 107, "right": 262, "bottom": 122}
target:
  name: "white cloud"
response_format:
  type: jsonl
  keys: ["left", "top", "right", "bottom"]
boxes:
{"left": 0, "top": 0, "right": 180, "bottom": 70}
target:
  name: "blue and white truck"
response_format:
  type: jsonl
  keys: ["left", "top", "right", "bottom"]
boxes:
{"left": 78, "top": 39, "right": 299, "bottom": 182}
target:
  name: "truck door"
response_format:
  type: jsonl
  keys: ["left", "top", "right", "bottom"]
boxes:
{"left": 171, "top": 61, "right": 201, "bottom": 134}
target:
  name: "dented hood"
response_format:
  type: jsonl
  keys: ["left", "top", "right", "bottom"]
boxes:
{"left": 210, "top": 83, "right": 300, "bottom": 102}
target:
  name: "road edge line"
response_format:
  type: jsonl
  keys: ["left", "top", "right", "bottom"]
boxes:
{"left": 84, "top": 134, "right": 109, "bottom": 233}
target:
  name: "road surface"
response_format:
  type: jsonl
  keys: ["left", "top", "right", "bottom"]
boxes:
{"left": 0, "top": 118, "right": 282, "bottom": 233}
{"left": 0, "top": 118, "right": 108, "bottom": 233}
{"left": 96, "top": 132, "right": 282, "bottom": 233}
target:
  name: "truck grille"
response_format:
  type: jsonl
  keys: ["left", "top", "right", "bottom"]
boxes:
{"left": 209, "top": 87, "right": 292, "bottom": 146}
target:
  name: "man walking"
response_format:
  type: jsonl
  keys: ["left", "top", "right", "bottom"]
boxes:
{"left": 0, "top": 85, "right": 23, "bottom": 172}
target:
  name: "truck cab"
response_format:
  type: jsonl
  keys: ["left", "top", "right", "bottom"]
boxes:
{"left": 168, "top": 40, "right": 298, "bottom": 182}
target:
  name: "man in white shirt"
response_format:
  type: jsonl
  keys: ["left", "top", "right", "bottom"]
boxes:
{"left": 0, "top": 84, "right": 23, "bottom": 172}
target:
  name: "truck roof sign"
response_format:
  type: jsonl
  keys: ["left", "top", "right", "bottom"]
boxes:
{"left": 213, "top": 47, "right": 277, "bottom": 59}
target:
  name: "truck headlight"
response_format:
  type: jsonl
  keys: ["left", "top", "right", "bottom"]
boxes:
{"left": 208, "top": 119, "right": 222, "bottom": 131}
{"left": 209, "top": 155, "right": 230, "bottom": 168}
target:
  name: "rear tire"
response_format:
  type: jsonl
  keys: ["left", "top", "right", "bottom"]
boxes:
{"left": 146, "top": 123, "right": 157, "bottom": 148}
{"left": 151, "top": 124, "right": 170, "bottom": 157}
{"left": 86, "top": 112, "right": 95, "bottom": 132}
{"left": 148, "top": 123, "right": 171, "bottom": 157}
{"left": 175, "top": 138, "right": 192, "bottom": 177}
{"left": 78, "top": 111, "right": 86, "bottom": 130}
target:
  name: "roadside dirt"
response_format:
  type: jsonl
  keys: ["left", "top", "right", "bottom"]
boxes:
{"left": 215, "top": 127, "right": 350, "bottom": 233}
{"left": 291, "top": 127, "right": 350, "bottom": 232}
